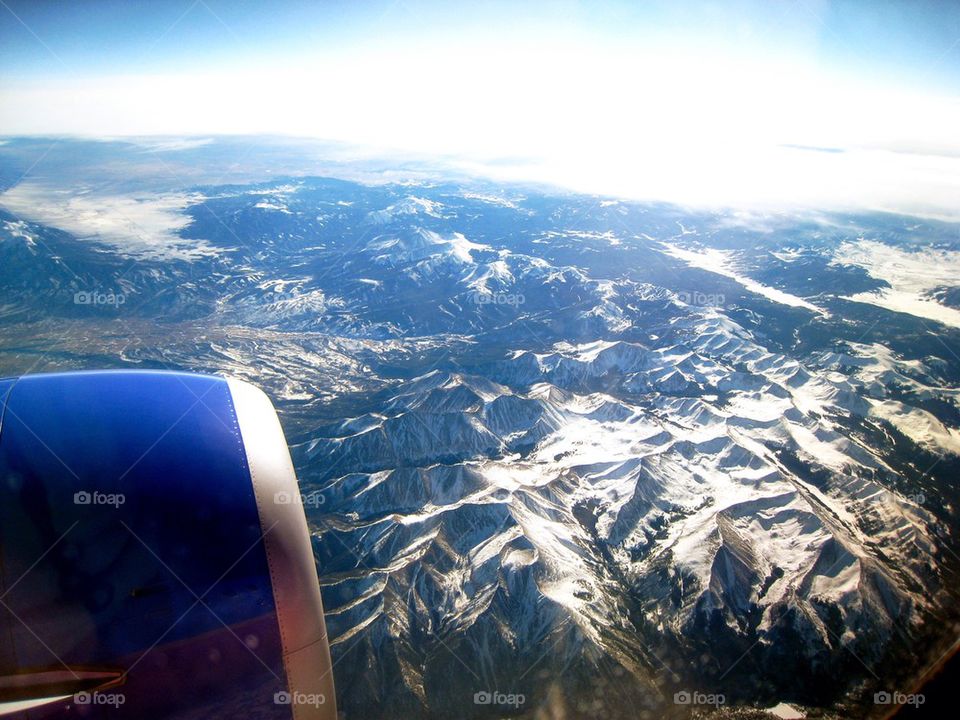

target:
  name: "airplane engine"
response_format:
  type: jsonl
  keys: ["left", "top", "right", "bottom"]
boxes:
{"left": 0, "top": 371, "right": 336, "bottom": 719}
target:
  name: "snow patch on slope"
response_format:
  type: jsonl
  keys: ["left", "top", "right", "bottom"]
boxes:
{"left": 664, "top": 244, "right": 827, "bottom": 315}
{"left": 869, "top": 398, "right": 960, "bottom": 455}
{"left": 367, "top": 196, "right": 444, "bottom": 224}
{"left": 833, "top": 239, "right": 960, "bottom": 328}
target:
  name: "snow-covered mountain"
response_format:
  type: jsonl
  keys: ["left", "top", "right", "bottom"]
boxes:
{"left": 298, "top": 309, "right": 949, "bottom": 718}
{"left": 2, "top": 137, "right": 959, "bottom": 719}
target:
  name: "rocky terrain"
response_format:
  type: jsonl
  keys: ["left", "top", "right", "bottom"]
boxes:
{"left": 2, "top": 137, "right": 959, "bottom": 718}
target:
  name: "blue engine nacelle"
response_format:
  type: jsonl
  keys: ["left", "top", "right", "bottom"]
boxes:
{"left": 0, "top": 371, "right": 336, "bottom": 719}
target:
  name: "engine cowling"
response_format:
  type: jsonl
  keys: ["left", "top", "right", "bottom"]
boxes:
{"left": 0, "top": 371, "right": 336, "bottom": 719}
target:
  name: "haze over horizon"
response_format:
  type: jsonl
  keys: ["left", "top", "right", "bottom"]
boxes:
{"left": 2, "top": 0, "right": 959, "bottom": 218}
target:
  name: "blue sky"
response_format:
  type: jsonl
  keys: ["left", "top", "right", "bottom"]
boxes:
{"left": 2, "top": 0, "right": 957, "bottom": 91}
{"left": 1, "top": 0, "right": 959, "bottom": 217}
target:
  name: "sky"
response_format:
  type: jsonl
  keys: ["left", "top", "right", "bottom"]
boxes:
{"left": 1, "top": 0, "right": 959, "bottom": 218}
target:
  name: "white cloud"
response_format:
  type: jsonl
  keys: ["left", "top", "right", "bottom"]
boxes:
{"left": 1, "top": 38, "right": 958, "bottom": 219}
{"left": 132, "top": 137, "right": 215, "bottom": 152}
{"left": 0, "top": 183, "right": 219, "bottom": 261}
